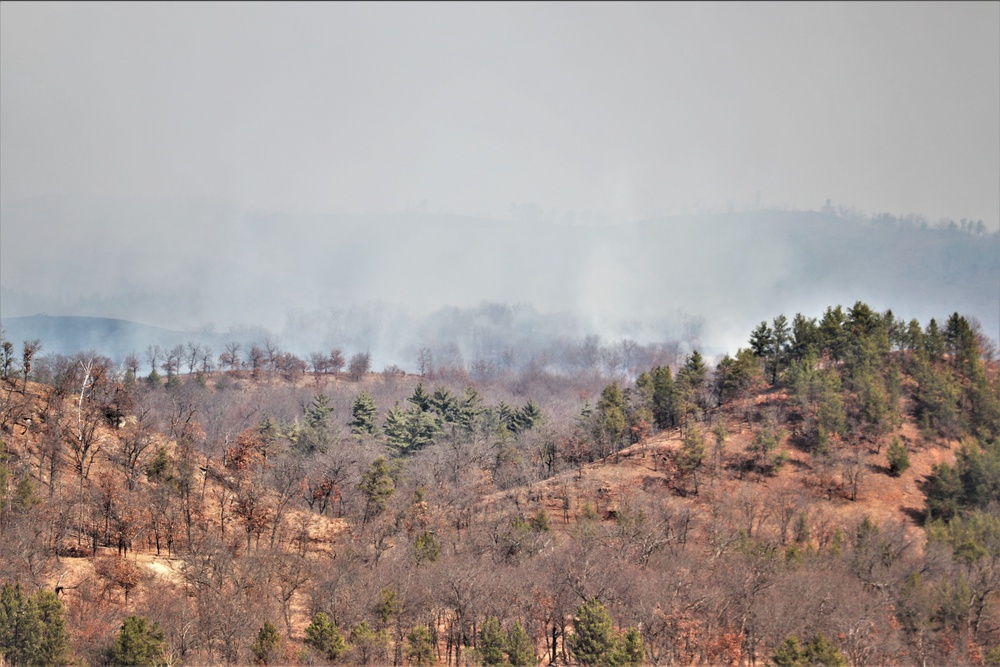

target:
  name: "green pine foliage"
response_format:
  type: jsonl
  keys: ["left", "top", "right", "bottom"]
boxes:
{"left": 348, "top": 620, "right": 389, "bottom": 665}
{"left": 304, "top": 612, "right": 346, "bottom": 661}
{"left": 250, "top": 621, "right": 283, "bottom": 665}
{"left": 595, "top": 384, "right": 628, "bottom": 455}
{"left": 925, "top": 436, "right": 1000, "bottom": 521}
{"left": 358, "top": 456, "right": 396, "bottom": 524}
{"left": 678, "top": 425, "right": 706, "bottom": 494}
{"left": 413, "top": 529, "right": 441, "bottom": 565}
{"left": 296, "top": 393, "right": 333, "bottom": 454}
{"left": 569, "top": 599, "right": 619, "bottom": 666}
{"left": 0, "top": 584, "right": 72, "bottom": 667}
{"left": 406, "top": 625, "right": 436, "bottom": 666}
{"left": 349, "top": 390, "right": 380, "bottom": 436}
{"left": 886, "top": 437, "right": 910, "bottom": 477}
{"left": 568, "top": 599, "right": 643, "bottom": 667}
{"left": 616, "top": 628, "right": 645, "bottom": 667}
{"left": 773, "top": 633, "right": 845, "bottom": 667}
{"left": 506, "top": 621, "right": 536, "bottom": 666}
{"left": 107, "top": 615, "right": 168, "bottom": 667}
{"left": 478, "top": 616, "right": 507, "bottom": 666}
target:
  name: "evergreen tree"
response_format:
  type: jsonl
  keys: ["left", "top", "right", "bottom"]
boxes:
{"left": 715, "top": 348, "right": 764, "bottom": 405}
{"left": 349, "top": 620, "right": 389, "bottom": 666}
{"left": 616, "top": 628, "right": 645, "bottom": 667}
{"left": 514, "top": 400, "right": 543, "bottom": 433}
{"left": 806, "top": 633, "right": 846, "bottom": 666}
{"left": 773, "top": 633, "right": 844, "bottom": 667}
{"left": 749, "top": 321, "right": 774, "bottom": 358}
{"left": 297, "top": 393, "right": 333, "bottom": 454}
{"left": 304, "top": 612, "right": 346, "bottom": 661}
{"left": 817, "top": 370, "right": 846, "bottom": 438}
{"left": 250, "top": 621, "right": 283, "bottom": 665}
{"left": 773, "top": 634, "right": 806, "bottom": 666}
{"left": 349, "top": 390, "right": 380, "bottom": 436}
{"left": 924, "top": 318, "right": 945, "bottom": 360}
{"left": 383, "top": 403, "right": 410, "bottom": 451}
{"left": 507, "top": 621, "right": 536, "bottom": 666}
{"left": 413, "top": 530, "right": 441, "bottom": 565}
{"left": 772, "top": 314, "right": 791, "bottom": 357}
{"left": 358, "top": 456, "right": 396, "bottom": 524}
{"left": 383, "top": 404, "right": 440, "bottom": 456}
{"left": 595, "top": 384, "right": 628, "bottom": 457}
{"left": 375, "top": 586, "right": 402, "bottom": 629}
{"left": 790, "top": 313, "right": 819, "bottom": 360}
{"left": 905, "top": 318, "right": 924, "bottom": 353}
{"left": 430, "top": 387, "right": 460, "bottom": 424}
{"left": 0, "top": 584, "right": 72, "bottom": 667}
{"left": 478, "top": 616, "right": 507, "bottom": 666}
{"left": 107, "top": 615, "right": 168, "bottom": 667}
{"left": 678, "top": 425, "right": 706, "bottom": 494}
{"left": 458, "top": 386, "right": 483, "bottom": 428}
{"left": 569, "top": 599, "right": 619, "bottom": 666}
{"left": 408, "top": 383, "right": 432, "bottom": 412}
{"left": 676, "top": 351, "right": 708, "bottom": 423}
{"left": 887, "top": 438, "right": 910, "bottom": 477}
{"left": 406, "top": 625, "right": 436, "bottom": 667}
{"left": 945, "top": 313, "right": 977, "bottom": 372}
{"left": 649, "top": 365, "right": 677, "bottom": 429}
{"left": 712, "top": 416, "right": 728, "bottom": 473}
{"left": 819, "top": 306, "right": 848, "bottom": 360}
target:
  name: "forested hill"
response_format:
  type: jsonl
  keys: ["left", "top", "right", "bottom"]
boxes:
{"left": 1, "top": 196, "right": 997, "bottom": 361}
{"left": 1, "top": 301, "right": 998, "bottom": 666}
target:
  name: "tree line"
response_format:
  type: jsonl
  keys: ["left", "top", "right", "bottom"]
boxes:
{"left": 1, "top": 301, "right": 998, "bottom": 665}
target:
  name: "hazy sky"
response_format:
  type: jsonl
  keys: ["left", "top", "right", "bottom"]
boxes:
{"left": 2, "top": 2, "right": 998, "bottom": 225}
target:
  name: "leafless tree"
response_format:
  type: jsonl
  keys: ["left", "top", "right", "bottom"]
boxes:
{"left": 219, "top": 341, "right": 242, "bottom": 372}
{"left": 349, "top": 352, "right": 372, "bottom": 381}
{"left": 145, "top": 344, "right": 162, "bottom": 375}
{"left": 186, "top": 341, "right": 203, "bottom": 374}
{"left": 21, "top": 338, "right": 42, "bottom": 392}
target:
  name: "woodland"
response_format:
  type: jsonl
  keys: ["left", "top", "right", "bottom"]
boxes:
{"left": 1, "top": 303, "right": 999, "bottom": 666}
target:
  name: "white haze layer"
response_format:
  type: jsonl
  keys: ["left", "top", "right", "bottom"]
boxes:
{"left": 2, "top": 4, "right": 998, "bottom": 367}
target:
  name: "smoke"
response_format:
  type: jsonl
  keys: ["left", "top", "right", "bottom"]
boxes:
{"left": 2, "top": 196, "right": 996, "bottom": 372}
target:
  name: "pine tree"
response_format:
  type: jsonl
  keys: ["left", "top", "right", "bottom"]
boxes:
{"left": 408, "top": 383, "right": 432, "bottom": 412}
{"left": 250, "top": 621, "right": 283, "bottom": 665}
{"left": 596, "top": 384, "right": 628, "bottom": 456}
{"left": 406, "top": 625, "right": 436, "bottom": 667}
{"left": 817, "top": 370, "right": 846, "bottom": 438}
{"left": 773, "top": 634, "right": 806, "bottom": 666}
{"left": 107, "top": 615, "right": 168, "bottom": 667}
{"left": 616, "top": 628, "right": 645, "bottom": 667}
{"left": 349, "top": 620, "right": 389, "bottom": 666}
{"left": 569, "top": 599, "right": 619, "bottom": 666}
{"left": 349, "top": 390, "right": 380, "bottom": 436}
{"left": 887, "top": 437, "right": 910, "bottom": 477}
{"left": 803, "top": 633, "right": 846, "bottom": 666}
{"left": 296, "top": 393, "right": 333, "bottom": 454}
{"left": 478, "top": 616, "right": 507, "bottom": 666}
{"left": 413, "top": 530, "right": 441, "bottom": 565}
{"left": 750, "top": 321, "right": 774, "bottom": 358}
{"left": 358, "top": 456, "right": 396, "bottom": 524}
{"left": 0, "top": 584, "right": 72, "bottom": 667}
{"left": 515, "top": 400, "right": 543, "bottom": 433}
{"left": 646, "top": 365, "right": 675, "bottom": 429}
{"left": 678, "top": 425, "right": 706, "bottom": 494}
{"left": 304, "top": 612, "right": 346, "bottom": 661}
{"left": 507, "top": 621, "right": 536, "bottom": 666}
{"left": 383, "top": 403, "right": 410, "bottom": 452}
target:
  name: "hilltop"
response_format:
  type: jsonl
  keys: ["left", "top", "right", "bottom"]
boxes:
{"left": 1, "top": 303, "right": 998, "bottom": 666}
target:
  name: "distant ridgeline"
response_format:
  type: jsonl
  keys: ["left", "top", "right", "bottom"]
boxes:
{"left": 0, "top": 315, "right": 223, "bottom": 364}
{"left": 1, "top": 205, "right": 997, "bottom": 367}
